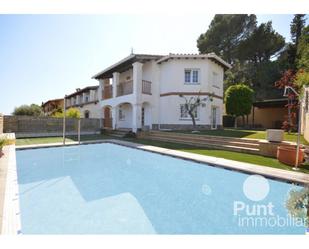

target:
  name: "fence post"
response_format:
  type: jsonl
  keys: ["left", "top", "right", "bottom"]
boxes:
{"left": 78, "top": 118, "right": 81, "bottom": 145}
{"left": 63, "top": 96, "right": 66, "bottom": 145}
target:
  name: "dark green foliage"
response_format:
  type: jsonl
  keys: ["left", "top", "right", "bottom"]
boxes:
{"left": 197, "top": 14, "right": 256, "bottom": 63}
{"left": 237, "top": 22, "right": 285, "bottom": 63}
{"left": 225, "top": 84, "right": 254, "bottom": 118}
{"left": 13, "top": 104, "right": 43, "bottom": 116}
{"left": 296, "top": 26, "right": 309, "bottom": 71}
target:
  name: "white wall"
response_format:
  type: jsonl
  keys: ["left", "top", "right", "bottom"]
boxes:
{"left": 116, "top": 103, "right": 132, "bottom": 128}
{"left": 79, "top": 103, "right": 101, "bottom": 119}
{"left": 97, "top": 57, "right": 225, "bottom": 129}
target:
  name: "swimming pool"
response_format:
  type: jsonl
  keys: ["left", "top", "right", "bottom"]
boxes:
{"left": 16, "top": 143, "right": 307, "bottom": 234}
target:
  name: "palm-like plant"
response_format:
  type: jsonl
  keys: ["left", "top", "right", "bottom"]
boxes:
{"left": 286, "top": 186, "right": 309, "bottom": 228}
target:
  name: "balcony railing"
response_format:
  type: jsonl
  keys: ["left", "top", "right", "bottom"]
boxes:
{"left": 102, "top": 85, "right": 113, "bottom": 100}
{"left": 117, "top": 80, "right": 133, "bottom": 97}
{"left": 142, "top": 80, "right": 152, "bottom": 95}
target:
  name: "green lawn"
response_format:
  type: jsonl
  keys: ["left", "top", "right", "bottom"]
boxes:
{"left": 168, "top": 128, "right": 309, "bottom": 145}
{"left": 123, "top": 138, "right": 309, "bottom": 174}
{"left": 15, "top": 134, "right": 112, "bottom": 146}
{"left": 15, "top": 134, "right": 309, "bottom": 174}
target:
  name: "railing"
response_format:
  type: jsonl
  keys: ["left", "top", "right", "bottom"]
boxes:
{"left": 117, "top": 80, "right": 133, "bottom": 97}
{"left": 142, "top": 80, "right": 152, "bottom": 95}
{"left": 102, "top": 85, "right": 113, "bottom": 100}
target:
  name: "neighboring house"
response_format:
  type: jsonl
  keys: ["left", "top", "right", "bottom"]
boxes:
{"left": 236, "top": 98, "right": 288, "bottom": 129}
{"left": 65, "top": 86, "right": 100, "bottom": 118}
{"left": 92, "top": 53, "right": 231, "bottom": 132}
{"left": 300, "top": 86, "right": 309, "bottom": 142}
{"left": 42, "top": 98, "right": 64, "bottom": 116}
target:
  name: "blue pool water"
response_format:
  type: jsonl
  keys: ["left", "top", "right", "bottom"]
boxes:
{"left": 16, "top": 143, "right": 307, "bottom": 234}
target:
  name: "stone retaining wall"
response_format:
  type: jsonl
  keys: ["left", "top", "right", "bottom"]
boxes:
{"left": 3, "top": 115, "right": 102, "bottom": 138}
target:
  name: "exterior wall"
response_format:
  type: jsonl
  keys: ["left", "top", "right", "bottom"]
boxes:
{"left": 78, "top": 103, "right": 101, "bottom": 119}
{"left": 236, "top": 106, "right": 287, "bottom": 129}
{"left": 157, "top": 58, "right": 224, "bottom": 128}
{"left": 3, "top": 115, "right": 101, "bottom": 138}
{"left": 116, "top": 103, "right": 133, "bottom": 129}
{"left": 98, "top": 57, "right": 224, "bottom": 130}
{"left": 66, "top": 88, "right": 101, "bottom": 119}
{"left": 159, "top": 95, "right": 222, "bottom": 127}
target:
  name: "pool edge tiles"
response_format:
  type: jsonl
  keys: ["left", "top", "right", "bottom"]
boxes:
{"left": 1, "top": 145, "right": 22, "bottom": 235}
{"left": 15, "top": 139, "right": 309, "bottom": 185}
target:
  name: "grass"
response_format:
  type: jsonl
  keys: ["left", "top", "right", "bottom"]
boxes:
{"left": 123, "top": 138, "right": 309, "bottom": 174}
{"left": 168, "top": 128, "right": 309, "bottom": 145}
{"left": 15, "top": 134, "right": 112, "bottom": 146}
{"left": 15, "top": 134, "right": 309, "bottom": 174}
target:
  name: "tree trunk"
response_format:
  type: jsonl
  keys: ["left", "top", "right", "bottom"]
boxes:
{"left": 234, "top": 116, "right": 237, "bottom": 128}
{"left": 242, "top": 115, "right": 245, "bottom": 127}
{"left": 189, "top": 112, "right": 196, "bottom": 129}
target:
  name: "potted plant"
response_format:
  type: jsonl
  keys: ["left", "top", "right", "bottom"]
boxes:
{"left": 0, "top": 138, "right": 6, "bottom": 158}
{"left": 277, "top": 145, "right": 304, "bottom": 166}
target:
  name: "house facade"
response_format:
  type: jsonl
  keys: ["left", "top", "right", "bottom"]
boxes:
{"left": 65, "top": 86, "right": 101, "bottom": 118}
{"left": 41, "top": 98, "right": 64, "bottom": 116}
{"left": 93, "top": 53, "right": 231, "bottom": 132}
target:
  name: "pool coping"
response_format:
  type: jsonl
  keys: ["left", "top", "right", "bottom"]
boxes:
{"left": 0, "top": 144, "right": 21, "bottom": 235}
{"left": 3, "top": 139, "right": 309, "bottom": 235}
{"left": 16, "top": 139, "right": 309, "bottom": 185}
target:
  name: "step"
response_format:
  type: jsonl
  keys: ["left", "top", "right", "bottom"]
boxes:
{"left": 144, "top": 136, "right": 260, "bottom": 155}
{"left": 145, "top": 133, "right": 260, "bottom": 149}
{"left": 149, "top": 131, "right": 261, "bottom": 143}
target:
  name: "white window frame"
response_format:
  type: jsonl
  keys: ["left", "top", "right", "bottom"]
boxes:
{"left": 184, "top": 69, "right": 200, "bottom": 85}
{"left": 179, "top": 104, "right": 199, "bottom": 120}
{"left": 212, "top": 71, "right": 220, "bottom": 89}
{"left": 118, "top": 108, "right": 125, "bottom": 121}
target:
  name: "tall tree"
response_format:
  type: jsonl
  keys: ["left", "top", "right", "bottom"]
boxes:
{"left": 290, "top": 14, "right": 306, "bottom": 47}
{"left": 197, "top": 14, "right": 256, "bottom": 64}
{"left": 282, "top": 14, "right": 307, "bottom": 69}
{"left": 296, "top": 25, "right": 309, "bottom": 70}
{"left": 237, "top": 22, "right": 285, "bottom": 64}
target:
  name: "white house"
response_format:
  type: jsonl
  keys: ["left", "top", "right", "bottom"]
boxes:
{"left": 65, "top": 85, "right": 101, "bottom": 118}
{"left": 92, "top": 53, "right": 231, "bottom": 132}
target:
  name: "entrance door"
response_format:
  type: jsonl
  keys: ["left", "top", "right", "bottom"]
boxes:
{"left": 211, "top": 106, "right": 217, "bottom": 129}
{"left": 104, "top": 107, "right": 112, "bottom": 128}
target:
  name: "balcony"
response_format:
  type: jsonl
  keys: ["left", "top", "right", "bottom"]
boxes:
{"left": 102, "top": 80, "right": 152, "bottom": 99}
{"left": 142, "top": 80, "right": 151, "bottom": 95}
{"left": 117, "top": 80, "right": 133, "bottom": 97}
{"left": 102, "top": 85, "right": 113, "bottom": 100}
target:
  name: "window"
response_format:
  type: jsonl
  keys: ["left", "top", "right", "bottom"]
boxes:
{"left": 118, "top": 108, "right": 125, "bottom": 121}
{"left": 212, "top": 72, "right": 219, "bottom": 88}
{"left": 84, "top": 111, "right": 90, "bottom": 119}
{"left": 184, "top": 69, "right": 200, "bottom": 84}
{"left": 185, "top": 70, "right": 191, "bottom": 83}
{"left": 85, "top": 96, "right": 89, "bottom": 102}
{"left": 192, "top": 70, "right": 199, "bottom": 83}
{"left": 180, "top": 104, "right": 198, "bottom": 119}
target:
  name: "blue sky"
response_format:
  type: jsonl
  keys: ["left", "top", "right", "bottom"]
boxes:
{"left": 0, "top": 14, "right": 304, "bottom": 114}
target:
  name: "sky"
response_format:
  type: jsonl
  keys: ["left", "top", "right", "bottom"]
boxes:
{"left": 0, "top": 14, "right": 305, "bottom": 114}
